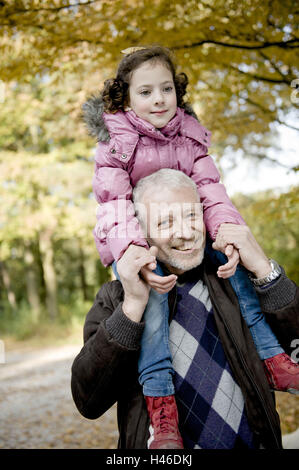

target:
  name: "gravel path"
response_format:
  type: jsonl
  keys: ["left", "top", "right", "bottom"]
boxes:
{"left": 0, "top": 343, "right": 298, "bottom": 449}
{"left": 0, "top": 344, "right": 118, "bottom": 449}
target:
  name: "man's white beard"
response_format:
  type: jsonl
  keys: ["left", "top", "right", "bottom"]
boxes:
{"left": 164, "top": 248, "right": 205, "bottom": 272}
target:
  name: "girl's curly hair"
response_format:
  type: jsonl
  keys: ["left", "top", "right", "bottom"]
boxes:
{"left": 101, "top": 45, "right": 189, "bottom": 113}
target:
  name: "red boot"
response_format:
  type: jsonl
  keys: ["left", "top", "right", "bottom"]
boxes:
{"left": 145, "top": 395, "right": 184, "bottom": 449}
{"left": 263, "top": 353, "right": 299, "bottom": 394}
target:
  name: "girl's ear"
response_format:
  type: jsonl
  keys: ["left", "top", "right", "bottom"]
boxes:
{"left": 124, "top": 106, "right": 132, "bottom": 111}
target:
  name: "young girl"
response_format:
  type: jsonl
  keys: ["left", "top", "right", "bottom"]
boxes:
{"left": 83, "top": 46, "right": 299, "bottom": 449}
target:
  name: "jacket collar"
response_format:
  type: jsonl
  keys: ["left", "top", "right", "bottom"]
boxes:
{"left": 104, "top": 107, "right": 211, "bottom": 146}
{"left": 82, "top": 92, "right": 210, "bottom": 146}
{"left": 100, "top": 108, "right": 212, "bottom": 165}
{"left": 103, "top": 108, "right": 184, "bottom": 142}
{"left": 180, "top": 112, "right": 211, "bottom": 148}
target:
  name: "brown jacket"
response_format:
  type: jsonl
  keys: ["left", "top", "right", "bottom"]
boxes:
{"left": 71, "top": 259, "right": 299, "bottom": 449}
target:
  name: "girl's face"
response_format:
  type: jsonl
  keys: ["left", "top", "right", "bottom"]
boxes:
{"left": 128, "top": 61, "right": 177, "bottom": 129}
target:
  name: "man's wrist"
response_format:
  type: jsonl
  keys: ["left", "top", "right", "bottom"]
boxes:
{"left": 105, "top": 303, "right": 145, "bottom": 350}
{"left": 250, "top": 258, "right": 272, "bottom": 279}
{"left": 249, "top": 259, "right": 281, "bottom": 286}
{"left": 122, "top": 296, "right": 147, "bottom": 322}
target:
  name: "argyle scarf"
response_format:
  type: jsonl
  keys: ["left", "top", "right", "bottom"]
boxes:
{"left": 169, "top": 278, "right": 256, "bottom": 449}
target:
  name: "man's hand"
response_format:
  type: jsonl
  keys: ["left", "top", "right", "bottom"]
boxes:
{"left": 212, "top": 224, "right": 272, "bottom": 279}
{"left": 117, "top": 245, "right": 155, "bottom": 322}
{"left": 140, "top": 246, "right": 178, "bottom": 294}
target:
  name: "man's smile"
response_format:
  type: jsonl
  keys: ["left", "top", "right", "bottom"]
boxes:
{"left": 171, "top": 246, "right": 195, "bottom": 254}
{"left": 171, "top": 238, "right": 202, "bottom": 254}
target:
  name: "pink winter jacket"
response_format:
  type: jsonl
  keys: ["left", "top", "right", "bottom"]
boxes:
{"left": 86, "top": 101, "right": 245, "bottom": 267}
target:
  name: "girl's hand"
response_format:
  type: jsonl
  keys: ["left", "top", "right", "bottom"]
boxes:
{"left": 212, "top": 224, "right": 271, "bottom": 279}
{"left": 215, "top": 244, "right": 240, "bottom": 279}
{"left": 140, "top": 246, "right": 178, "bottom": 294}
{"left": 212, "top": 224, "right": 241, "bottom": 278}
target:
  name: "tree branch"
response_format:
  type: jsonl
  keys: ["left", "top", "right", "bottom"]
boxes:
{"left": 245, "top": 97, "right": 299, "bottom": 131}
{"left": 2, "top": 0, "right": 101, "bottom": 15}
{"left": 258, "top": 51, "right": 291, "bottom": 81}
{"left": 246, "top": 152, "right": 294, "bottom": 169}
{"left": 173, "top": 38, "right": 299, "bottom": 51}
{"left": 228, "top": 64, "right": 291, "bottom": 85}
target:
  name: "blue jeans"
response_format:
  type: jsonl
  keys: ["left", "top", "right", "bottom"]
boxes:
{"left": 205, "top": 241, "right": 283, "bottom": 360}
{"left": 112, "top": 261, "right": 174, "bottom": 397}
{"left": 113, "top": 242, "right": 283, "bottom": 398}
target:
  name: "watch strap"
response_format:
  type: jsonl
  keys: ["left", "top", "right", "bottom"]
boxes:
{"left": 249, "top": 259, "right": 281, "bottom": 286}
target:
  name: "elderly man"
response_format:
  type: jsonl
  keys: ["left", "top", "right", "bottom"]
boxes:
{"left": 71, "top": 169, "right": 299, "bottom": 450}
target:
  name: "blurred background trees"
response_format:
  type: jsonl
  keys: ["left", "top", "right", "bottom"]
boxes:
{"left": 0, "top": 0, "right": 298, "bottom": 340}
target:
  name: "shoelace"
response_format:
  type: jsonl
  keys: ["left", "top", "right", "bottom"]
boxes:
{"left": 152, "top": 400, "right": 177, "bottom": 434}
{"left": 277, "top": 354, "right": 296, "bottom": 370}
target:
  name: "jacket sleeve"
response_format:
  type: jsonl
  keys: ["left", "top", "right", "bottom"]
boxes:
{"left": 93, "top": 142, "right": 148, "bottom": 266}
{"left": 254, "top": 269, "right": 299, "bottom": 357}
{"left": 71, "top": 282, "right": 144, "bottom": 419}
{"left": 190, "top": 146, "right": 246, "bottom": 240}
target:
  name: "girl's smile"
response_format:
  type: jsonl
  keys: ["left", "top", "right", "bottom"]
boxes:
{"left": 128, "top": 61, "right": 177, "bottom": 129}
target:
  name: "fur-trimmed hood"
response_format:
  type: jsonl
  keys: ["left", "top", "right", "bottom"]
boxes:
{"left": 82, "top": 94, "right": 110, "bottom": 142}
{"left": 82, "top": 93, "right": 198, "bottom": 142}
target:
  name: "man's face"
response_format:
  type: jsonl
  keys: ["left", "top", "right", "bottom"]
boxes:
{"left": 142, "top": 186, "right": 206, "bottom": 274}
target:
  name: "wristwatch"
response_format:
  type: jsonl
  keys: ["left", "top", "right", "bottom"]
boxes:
{"left": 249, "top": 259, "right": 281, "bottom": 286}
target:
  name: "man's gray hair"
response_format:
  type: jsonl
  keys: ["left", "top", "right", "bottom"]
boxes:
{"left": 133, "top": 169, "right": 199, "bottom": 206}
{"left": 133, "top": 169, "right": 200, "bottom": 231}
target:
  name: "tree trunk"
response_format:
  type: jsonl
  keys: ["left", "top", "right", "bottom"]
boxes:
{"left": 24, "top": 241, "right": 41, "bottom": 323}
{"left": 39, "top": 230, "right": 58, "bottom": 320}
{"left": 95, "top": 259, "right": 112, "bottom": 291}
{"left": 0, "top": 261, "right": 17, "bottom": 312}
{"left": 78, "top": 241, "right": 88, "bottom": 301}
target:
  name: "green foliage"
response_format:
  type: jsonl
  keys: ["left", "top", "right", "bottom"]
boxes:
{"left": 0, "top": 0, "right": 298, "bottom": 158}
{"left": 233, "top": 185, "right": 299, "bottom": 284}
{"left": 0, "top": 1, "right": 298, "bottom": 341}
{"left": 0, "top": 62, "right": 109, "bottom": 339}
{"left": 0, "top": 295, "right": 96, "bottom": 342}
